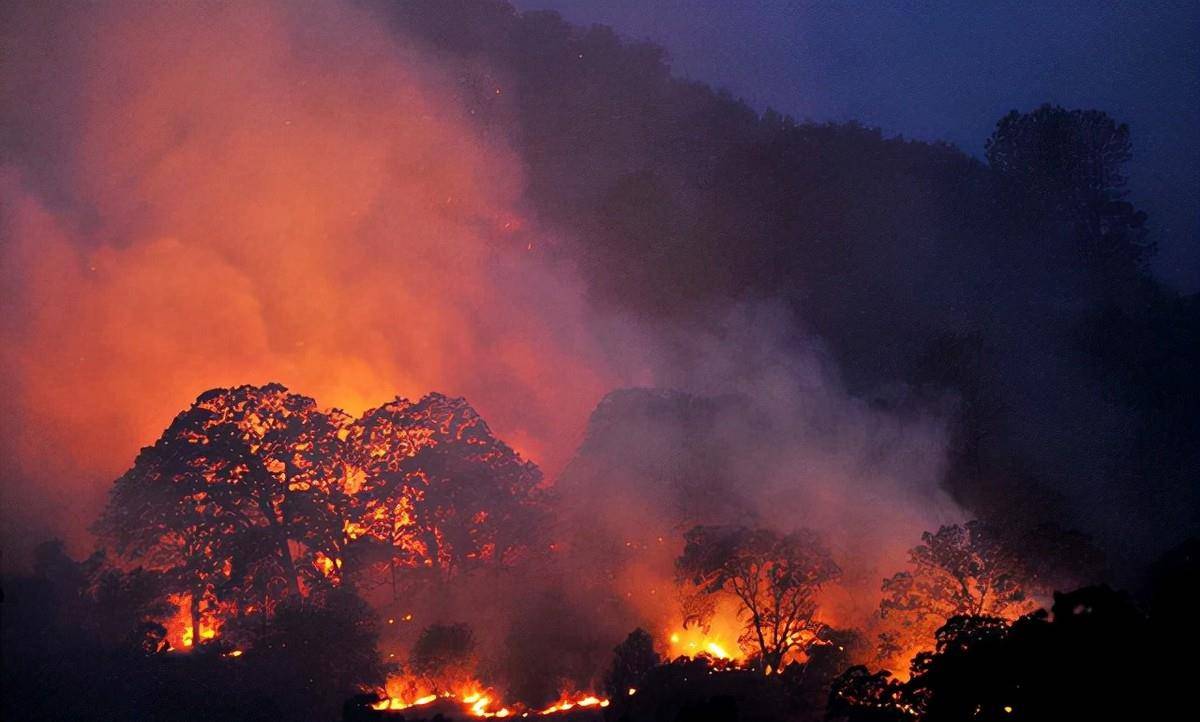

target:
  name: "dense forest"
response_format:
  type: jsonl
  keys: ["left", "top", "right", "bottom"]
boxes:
{"left": 2, "top": 2, "right": 1197, "bottom": 721}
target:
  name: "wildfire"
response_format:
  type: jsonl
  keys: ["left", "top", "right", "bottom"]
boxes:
{"left": 666, "top": 627, "right": 743, "bottom": 662}
{"left": 370, "top": 678, "right": 608, "bottom": 718}
{"left": 164, "top": 593, "right": 222, "bottom": 650}
{"left": 313, "top": 551, "right": 338, "bottom": 579}
{"left": 182, "top": 625, "right": 217, "bottom": 647}
{"left": 539, "top": 694, "right": 609, "bottom": 714}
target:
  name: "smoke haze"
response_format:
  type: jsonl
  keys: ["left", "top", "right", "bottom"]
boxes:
{"left": 1, "top": 0, "right": 620, "bottom": 556}
{"left": 2, "top": 1, "right": 961, "bottom": 588}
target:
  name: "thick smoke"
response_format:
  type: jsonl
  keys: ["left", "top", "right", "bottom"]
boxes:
{"left": 1, "top": 0, "right": 963, "bottom": 698}
{"left": 0, "top": 0, "right": 623, "bottom": 557}
{"left": 552, "top": 306, "right": 959, "bottom": 652}
{"left": 361, "top": 306, "right": 959, "bottom": 697}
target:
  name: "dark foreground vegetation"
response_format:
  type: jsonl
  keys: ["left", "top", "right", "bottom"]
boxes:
{"left": 3, "top": 2, "right": 1197, "bottom": 721}
{"left": 3, "top": 539, "right": 1194, "bottom": 722}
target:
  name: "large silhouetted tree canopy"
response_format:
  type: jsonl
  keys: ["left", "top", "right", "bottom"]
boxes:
{"left": 96, "top": 384, "right": 548, "bottom": 652}
{"left": 346, "top": 393, "right": 548, "bottom": 577}
{"left": 95, "top": 384, "right": 347, "bottom": 641}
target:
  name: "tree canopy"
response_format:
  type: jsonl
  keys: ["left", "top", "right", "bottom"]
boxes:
{"left": 878, "top": 521, "right": 1038, "bottom": 664}
{"left": 95, "top": 384, "right": 547, "bottom": 648}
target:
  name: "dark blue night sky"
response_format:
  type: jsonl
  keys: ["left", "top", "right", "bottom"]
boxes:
{"left": 519, "top": 0, "right": 1199, "bottom": 291}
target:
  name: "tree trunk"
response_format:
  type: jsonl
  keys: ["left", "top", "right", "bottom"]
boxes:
{"left": 764, "top": 650, "right": 783, "bottom": 676}
{"left": 190, "top": 588, "right": 202, "bottom": 653}
{"left": 278, "top": 533, "right": 302, "bottom": 598}
{"left": 423, "top": 528, "right": 441, "bottom": 570}
{"left": 752, "top": 615, "right": 771, "bottom": 674}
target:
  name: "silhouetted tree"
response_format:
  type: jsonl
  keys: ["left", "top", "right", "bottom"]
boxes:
{"left": 878, "top": 521, "right": 1037, "bottom": 664}
{"left": 95, "top": 449, "right": 239, "bottom": 651}
{"left": 988, "top": 105, "right": 1132, "bottom": 204}
{"left": 83, "top": 556, "right": 174, "bottom": 650}
{"left": 27, "top": 541, "right": 174, "bottom": 652}
{"left": 604, "top": 627, "right": 661, "bottom": 701}
{"left": 833, "top": 584, "right": 1166, "bottom": 721}
{"left": 987, "top": 104, "right": 1152, "bottom": 283}
{"left": 96, "top": 384, "right": 352, "bottom": 646}
{"left": 677, "top": 525, "right": 841, "bottom": 673}
{"left": 827, "top": 666, "right": 909, "bottom": 722}
{"left": 349, "top": 394, "right": 547, "bottom": 580}
{"left": 793, "top": 627, "right": 869, "bottom": 713}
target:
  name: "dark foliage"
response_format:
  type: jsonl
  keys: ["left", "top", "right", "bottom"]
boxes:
{"left": 831, "top": 585, "right": 1179, "bottom": 721}
{"left": 249, "top": 589, "right": 389, "bottom": 720}
{"left": 611, "top": 655, "right": 800, "bottom": 722}
{"left": 604, "top": 628, "right": 661, "bottom": 702}
{"left": 1, "top": 544, "right": 386, "bottom": 722}
{"left": 677, "top": 526, "right": 841, "bottom": 673}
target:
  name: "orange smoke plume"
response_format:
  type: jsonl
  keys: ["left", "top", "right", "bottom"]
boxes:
{"left": 0, "top": 0, "right": 616, "bottom": 557}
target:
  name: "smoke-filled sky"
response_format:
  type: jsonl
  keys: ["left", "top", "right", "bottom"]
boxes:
{"left": 0, "top": 0, "right": 955, "bottom": 577}
{"left": 1, "top": 0, "right": 1193, "bottom": 588}
{"left": 0, "top": 0, "right": 622, "bottom": 556}
{"left": 519, "top": 0, "right": 1200, "bottom": 292}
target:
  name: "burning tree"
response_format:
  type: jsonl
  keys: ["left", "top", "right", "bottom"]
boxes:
{"left": 96, "top": 385, "right": 359, "bottom": 644}
{"left": 676, "top": 525, "right": 841, "bottom": 673}
{"left": 878, "top": 521, "right": 1038, "bottom": 663}
{"left": 97, "top": 384, "right": 548, "bottom": 649}
{"left": 347, "top": 394, "right": 547, "bottom": 584}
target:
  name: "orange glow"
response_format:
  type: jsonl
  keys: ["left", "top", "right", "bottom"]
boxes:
{"left": 164, "top": 593, "right": 222, "bottom": 650}
{"left": 539, "top": 693, "right": 610, "bottom": 715}
{"left": 665, "top": 600, "right": 746, "bottom": 663}
{"left": 371, "top": 675, "right": 609, "bottom": 718}
{"left": 313, "top": 552, "right": 338, "bottom": 578}
{"left": 666, "top": 625, "right": 742, "bottom": 661}
{"left": 0, "top": 0, "right": 620, "bottom": 560}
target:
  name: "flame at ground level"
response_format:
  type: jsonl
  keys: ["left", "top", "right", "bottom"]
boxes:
{"left": 369, "top": 682, "right": 609, "bottom": 718}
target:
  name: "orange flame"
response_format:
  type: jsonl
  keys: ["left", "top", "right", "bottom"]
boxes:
{"left": 164, "top": 593, "right": 222, "bottom": 650}
{"left": 371, "top": 675, "right": 609, "bottom": 717}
